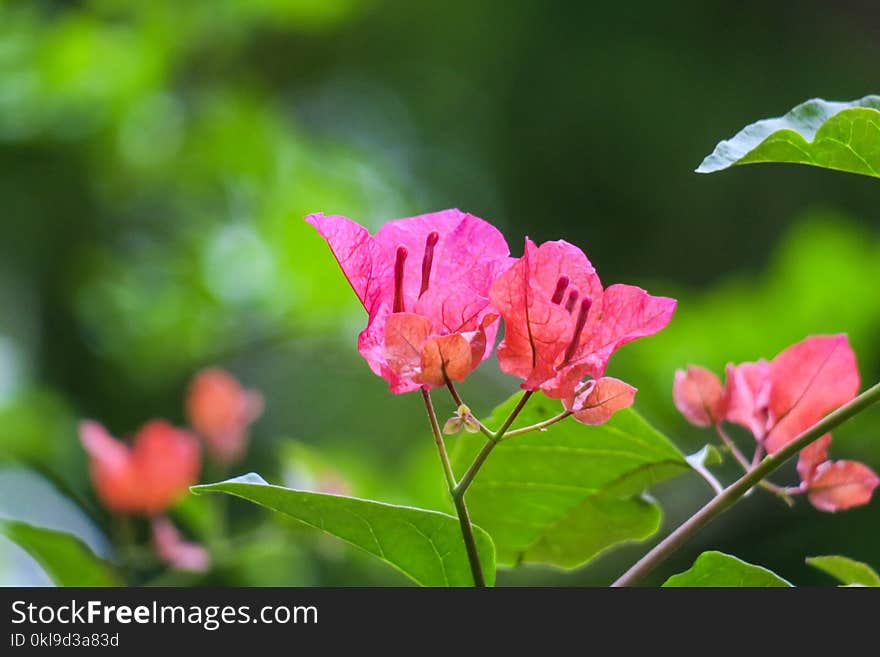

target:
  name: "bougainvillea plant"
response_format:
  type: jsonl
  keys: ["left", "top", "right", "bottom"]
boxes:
{"left": 7, "top": 96, "right": 877, "bottom": 587}
{"left": 188, "top": 96, "right": 880, "bottom": 587}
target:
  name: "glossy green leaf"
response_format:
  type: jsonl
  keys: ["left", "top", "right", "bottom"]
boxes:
{"left": 806, "top": 555, "right": 880, "bottom": 587}
{"left": 698, "top": 96, "right": 880, "bottom": 178}
{"left": 663, "top": 551, "right": 792, "bottom": 587}
{"left": 451, "top": 394, "right": 690, "bottom": 569}
{"left": 0, "top": 520, "right": 119, "bottom": 587}
{"left": 192, "top": 473, "right": 495, "bottom": 586}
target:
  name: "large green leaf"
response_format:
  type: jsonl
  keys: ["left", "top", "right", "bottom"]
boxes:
{"left": 451, "top": 394, "right": 690, "bottom": 569}
{"left": 663, "top": 551, "right": 792, "bottom": 587}
{"left": 806, "top": 555, "right": 880, "bottom": 587}
{"left": 192, "top": 474, "right": 495, "bottom": 586}
{"left": 697, "top": 96, "right": 880, "bottom": 178}
{"left": 0, "top": 520, "right": 119, "bottom": 587}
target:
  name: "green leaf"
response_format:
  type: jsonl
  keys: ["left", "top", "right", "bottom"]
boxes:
{"left": 451, "top": 394, "right": 690, "bottom": 569}
{"left": 663, "top": 551, "right": 792, "bottom": 587}
{"left": 697, "top": 96, "right": 880, "bottom": 178}
{"left": 806, "top": 555, "right": 880, "bottom": 587}
{"left": 192, "top": 473, "right": 495, "bottom": 587}
{"left": 686, "top": 444, "right": 723, "bottom": 468}
{"left": 0, "top": 520, "right": 119, "bottom": 587}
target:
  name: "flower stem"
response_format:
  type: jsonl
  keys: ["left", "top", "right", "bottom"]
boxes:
{"left": 502, "top": 410, "right": 572, "bottom": 440}
{"left": 611, "top": 380, "right": 880, "bottom": 587}
{"left": 421, "top": 388, "right": 485, "bottom": 587}
{"left": 715, "top": 424, "right": 751, "bottom": 470}
{"left": 689, "top": 459, "right": 724, "bottom": 496}
{"left": 453, "top": 390, "right": 534, "bottom": 497}
{"left": 715, "top": 424, "right": 798, "bottom": 503}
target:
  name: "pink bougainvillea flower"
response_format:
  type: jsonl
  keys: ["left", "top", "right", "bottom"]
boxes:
{"left": 186, "top": 367, "right": 264, "bottom": 464}
{"left": 673, "top": 334, "right": 875, "bottom": 513}
{"left": 491, "top": 238, "right": 676, "bottom": 401}
{"left": 151, "top": 517, "right": 211, "bottom": 572}
{"left": 795, "top": 434, "right": 879, "bottom": 512}
{"left": 79, "top": 420, "right": 201, "bottom": 515}
{"left": 673, "top": 365, "right": 724, "bottom": 427}
{"left": 306, "top": 209, "right": 513, "bottom": 393}
{"left": 564, "top": 377, "right": 636, "bottom": 425}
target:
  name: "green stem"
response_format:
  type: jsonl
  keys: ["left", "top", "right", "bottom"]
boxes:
{"left": 502, "top": 410, "right": 572, "bottom": 440}
{"left": 421, "top": 388, "right": 485, "bottom": 587}
{"left": 611, "top": 380, "right": 880, "bottom": 587}
{"left": 453, "top": 390, "right": 534, "bottom": 497}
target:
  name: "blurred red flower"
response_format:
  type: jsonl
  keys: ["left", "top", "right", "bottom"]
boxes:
{"left": 79, "top": 420, "right": 201, "bottom": 515}
{"left": 186, "top": 367, "right": 263, "bottom": 464}
{"left": 151, "top": 517, "right": 210, "bottom": 572}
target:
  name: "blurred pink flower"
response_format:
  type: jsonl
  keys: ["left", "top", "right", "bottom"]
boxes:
{"left": 491, "top": 238, "right": 676, "bottom": 402}
{"left": 80, "top": 420, "right": 201, "bottom": 515}
{"left": 151, "top": 517, "right": 210, "bottom": 572}
{"left": 186, "top": 368, "right": 263, "bottom": 464}
{"left": 673, "top": 365, "right": 725, "bottom": 427}
{"left": 306, "top": 209, "right": 513, "bottom": 393}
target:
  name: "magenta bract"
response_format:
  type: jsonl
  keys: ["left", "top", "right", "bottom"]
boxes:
{"left": 306, "top": 209, "right": 513, "bottom": 393}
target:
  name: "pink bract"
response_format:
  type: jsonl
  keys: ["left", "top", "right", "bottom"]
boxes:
{"left": 564, "top": 377, "right": 636, "bottom": 425}
{"left": 806, "top": 461, "right": 879, "bottom": 512}
{"left": 490, "top": 238, "right": 676, "bottom": 400}
{"left": 673, "top": 365, "right": 724, "bottom": 427}
{"left": 713, "top": 335, "right": 859, "bottom": 454}
{"left": 306, "top": 209, "right": 513, "bottom": 393}
{"left": 765, "top": 334, "right": 860, "bottom": 454}
{"left": 722, "top": 360, "right": 772, "bottom": 441}
{"left": 796, "top": 433, "right": 878, "bottom": 512}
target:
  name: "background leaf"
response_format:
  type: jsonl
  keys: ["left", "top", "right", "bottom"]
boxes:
{"left": 663, "top": 551, "right": 792, "bottom": 587}
{"left": 193, "top": 473, "right": 495, "bottom": 587}
{"left": 697, "top": 96, "right": 880, "bottom": 178}
{"left": 806, "top": 555, "right": 880, "bottom": 587}
{"left": 0, "top": 520, "right": 119, "bottom": 587}
{"left": 451, "top": 394, "right": 690, "bottom": 569}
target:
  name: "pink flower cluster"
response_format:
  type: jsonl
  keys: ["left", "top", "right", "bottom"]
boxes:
{"left": 79, "top": 368, "right": 263, "bottom": 572}
{"left": 674, "top": 335, "right": 879, "bottom": 512}
{"left": 307, "top": 209, "right": 677, "bottom": 425}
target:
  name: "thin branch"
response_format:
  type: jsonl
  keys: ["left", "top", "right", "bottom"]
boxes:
{"left": 502, "top": 410, "right": 572, "bottom": 440}
{"left": 689, "top": 459, "right": 724, "bottom": 496}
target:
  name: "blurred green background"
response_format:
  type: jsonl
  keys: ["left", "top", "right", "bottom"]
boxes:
{"left": 1, "top": 0, "right": 878, "bottom": 586}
